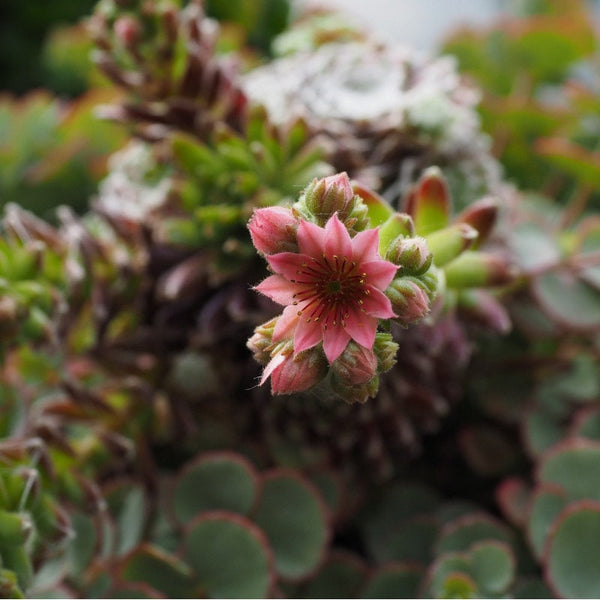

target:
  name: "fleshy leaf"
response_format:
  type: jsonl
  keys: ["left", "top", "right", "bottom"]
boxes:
{"left": 362, "top": 564, "right": 423, "bottom": 599}
{"left": 301, "top": 552, "right": 367, "bottom": 598}
{"left": 184, "top": 512, "right": 274, "bottom": 599}
{"left": 171, "top": 452, "right": 258, "bottom": 524}
{"left": 119, "top": 545, "right": 193, "bottom": 599}
{"left": 252, "top": 470, "right": 329, "bottom": 580}
{"left": 546, "top": 501, "right": 600, "bottom": 599}
{"left": 527, "top": 485, "right": 568, "bottom": 560}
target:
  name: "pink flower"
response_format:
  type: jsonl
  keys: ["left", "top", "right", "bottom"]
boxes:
{"left": 255, "top": 214, "right": 398, "bottom": 363}
{"left": 248, "top": 206, "right": 299, "bottom": 256}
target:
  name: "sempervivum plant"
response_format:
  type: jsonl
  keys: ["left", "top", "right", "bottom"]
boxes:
{"left": 242, "top": 31, "right": 501, "bottom": 206}
{"left": 246, "top": 167, "right": 514, "bottom": 486}
{"left": 5, "top": 0, "right": 600, "bottom": 597}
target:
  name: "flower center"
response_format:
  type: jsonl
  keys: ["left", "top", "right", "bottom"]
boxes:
{"left": 326, "top": 280, "right": 342, "bottom": 294}
{"left": 292, "top": 254, "right": 368, "bottom": 328}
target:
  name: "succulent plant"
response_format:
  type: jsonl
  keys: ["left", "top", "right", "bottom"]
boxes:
{"left": 2, "top": 0, "right": 600, "bottom": 598}
{"left": 242, "top": 32, "right": 502, "bottom": 206}
{"left": 0, "top": 91, "right": 125, "bottom": 216}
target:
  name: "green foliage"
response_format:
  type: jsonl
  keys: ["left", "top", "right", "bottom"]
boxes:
{"left": 545, "top": 502, "right": 600, "bottom": 598}
{"left": 185, "top": 514, "right": 273, "bottom": 598}
{"left": 3, "top": 0, "right": 600, "bottom": 598}
{"left": 206, "top": 0, "right": 291, "bottom": 54}
{"left": 0, "top": 91, "right": 125, "bottom": 216}
{"left": 442, "top": 0, "right": 600, "bottom": 206}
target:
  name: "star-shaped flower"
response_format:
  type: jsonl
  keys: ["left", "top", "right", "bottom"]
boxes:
{"left": 255, "top": 213, "right": 398, "bottom": 363}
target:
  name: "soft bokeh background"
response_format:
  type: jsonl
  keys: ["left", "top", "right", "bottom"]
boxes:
{"left": 302, "top": 0, "right": 600, "bottom": 51}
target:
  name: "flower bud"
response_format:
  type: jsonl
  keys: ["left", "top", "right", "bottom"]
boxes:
{"left": 248, "top": 207, "right": 298, "bottom": 256}
{"left": 386, "top": 236, "right": 432, "bottom": 275}
{"left": 247, "top": 318, "right": 277, "bottom": 364}
{"left": 303, "top": 175, "right": 350, "bottom": 220}
{"left": 378, "top": 214, "right": 415, "bottom": 254}
{"left": 373, "top": 333, "right": 399, "bottom": 373}
{"left": 298, "top": 172, "right": 368, "bottom": 230}
{"left": 331, "top": 341, "right": 378, "bottom": 385}
{"left": 330, "top": 374, "right": 380, "bottom": 404}
{"left": 386, "top": 278, "right": 431, "bottom": 326}
{"left": 268, "top": 347, "right": 327, "bottom": 395}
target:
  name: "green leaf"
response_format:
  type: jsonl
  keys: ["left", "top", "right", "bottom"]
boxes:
{"left": 533, "top": 269, "right": 600, "bottom": 332}
{"left": 426, "top": 226, "right": 478, "bottom": 269}
{"left": 301, "top": 552, "right": 367, "bottom": 598}
{"left": 538, "top": 441, "right": 600, "bottom": 501}
{"left": 184, "top": 512, "right": 274, "bottom": 598}
{"left": 469, "top": 541, "right": 515, "bottom": 595}
{"left": 378, "top": 518, "right": 437, "bottom": 564}
{"left": 67, "top": 511, "right": 96, "bottom": 580}
{"left": 172, "top": 452, "right": 258, "bottom": 524}
{"left": 423, "top": 555, "right": 474, "bottom": 599}
{"left": 408, "top": 167, "right": 451, "bottom": 236}
{"left": 351, "top": 182, "right": 394, "bottom": 227}
{"left": 546, "top": 501, "right": 600, "bottom": 598}
{"left": 524, "top": 406, "right": 567, "bottom": 457}
{"left": 362, "top": 564, "right": 423, "bottom": 599}
{"left": 104, "top": 482, "right": 147, "bottom": 556}
{"left": 536, "top": 138, "right": 600, "bottom": 187}
{"left": 572, "top": 407, "right": 600, "bottom": 441}
{"left": 527, "top": 486, "right": 568, "bottom": 560}
{"left": 435, "top": 514, "right": 513, "bottom": 555}
{"left": 252, "top": 470, "right": 329, "bottom": 580}
{"left": 119, "top": 544, "right": 193, "bottom": 599}
{"left": 508, "top": 223, "right": 560, "bottom": 272}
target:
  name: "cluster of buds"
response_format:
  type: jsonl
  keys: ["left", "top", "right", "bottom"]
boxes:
{"left": 247, "top": 173, "right": 438, "bottom": 403}
{"left": 248, "top": 170, "right": 517, "bottom": 402}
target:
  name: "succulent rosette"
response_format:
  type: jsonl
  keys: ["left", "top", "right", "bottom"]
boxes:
{"left": 243, "top": 39, "right": 501, "bottom": 205}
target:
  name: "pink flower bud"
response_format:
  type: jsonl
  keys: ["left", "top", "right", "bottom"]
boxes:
{"left": 264, "top": 347, "right": 327, "bottom": 395}
{"left": 323, "top": 172, "right": 354, "bottom": 202}
{"left": 386, "top": 278, "right": 431, "bottom": 326}
{"left": 332, "top": 341, "right": 378, "bottom": 385}
{"left": 248, "top": 207, "right": 298, "bottom": 256}
{"left": 300, "top": 172, "right": 365, "bottom": 227}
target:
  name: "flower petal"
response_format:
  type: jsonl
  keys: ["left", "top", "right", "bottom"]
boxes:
{"left": 297, "top": 219, "right": 326, "bottom": 257}
{"left": 260, "top": 352, "right": 286, "bottom": 386}
{"left": 362, "top": 285, "right": 397, "bottom": 318}
{"left": 344, "top": 311, "right": 378, "bottom": 349}
{"left": 362, "top": 260, "right": 398, "bottom": 290}
{"left": 273, "top": 305, "right": 300, "bottom": 342}
{"left": 255, "top": 275, "right": 298, "bottom": 305}
{"left": 350, "top": 228, "right": 380, "bottom": 263}
{"left": 324, "top": 214, "right": 352, "bottom": 259}
{"left": 267, "top": 252, "right": 310, "bottom": 281}
{"left": 294, "top": 316, "right": 323, "bottom": 354}
{"left": 322, "top": 325, "right": 351, "bottom": 363}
